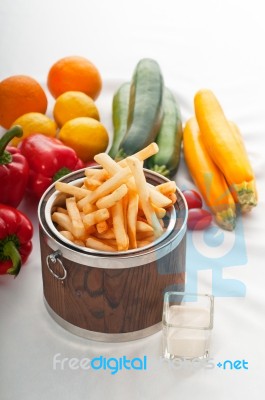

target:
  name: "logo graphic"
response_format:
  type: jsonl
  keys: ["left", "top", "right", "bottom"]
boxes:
{"left": 186, "top": 207, "right": 247, "bottom": 296}
{"left": 161, "top": 356, "right": 249, "bottom": 371}
{"left": 156, "top": 206, "right": 247, "bottom": 297}
{"left": 53, "top": 353, "right": 147, "bottom": 375}
{"left": 155, "top": 174, "right": 248, "bottom": 297}
{"left": 216, "top": 359, "right": 249, "bottom": 370}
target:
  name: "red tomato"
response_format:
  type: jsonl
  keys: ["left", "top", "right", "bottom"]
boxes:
{"left": 182, "top": 189, "right": 203, "bottom": 209}
{"left": 187, "top": 208, "right": 212, "bottom": 230}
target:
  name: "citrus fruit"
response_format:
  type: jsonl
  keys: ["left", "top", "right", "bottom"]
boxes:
{"left": 11, "top": 112, "right": 57, "bottom": 146}
{"left": 58, "top": 117, "right": 109, "bottom": 162}
{"left": 47, "top": 56, "right": 102, "bottom": 100}
{"left": 53, "top": 91, "right": 100, "bottom": 127}
{"left": 0, "top": 75, "right": 48, "bottom": 129}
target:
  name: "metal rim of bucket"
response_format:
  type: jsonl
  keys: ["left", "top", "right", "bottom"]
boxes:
{"left": 38, "top": 168, "right": 188, "bottom": 269}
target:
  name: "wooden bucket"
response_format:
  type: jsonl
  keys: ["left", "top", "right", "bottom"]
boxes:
{"left": 38, "top": 169, "right": 188, "bottom": 342}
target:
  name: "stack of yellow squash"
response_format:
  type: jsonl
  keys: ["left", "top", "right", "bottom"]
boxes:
{"left": 183, "top": 89, "right": 257, "bottom": 231}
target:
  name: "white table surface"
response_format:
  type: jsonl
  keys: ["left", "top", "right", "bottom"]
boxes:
{"left": 1, "top": 1, "right": 265, "bottom": 399}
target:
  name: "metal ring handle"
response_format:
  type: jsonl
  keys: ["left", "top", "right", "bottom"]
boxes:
{"left": 46, "top": 250, "right": 67, "bottom": 281}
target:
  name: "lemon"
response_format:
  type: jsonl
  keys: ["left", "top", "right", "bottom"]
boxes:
{"left": 58, "top": 117, "right": 109, "bottom": 162}
{"left": 11, "top": 112, "right": 57, "bottom": 146}
{"left": 53, "top": 91, "right": 100, "bottom": 127}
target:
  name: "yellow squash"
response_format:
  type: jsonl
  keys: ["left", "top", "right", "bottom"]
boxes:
{"left": 183, "top": 117, "right": 236, "bottom": 231}
{"left": 194, "top": 89, "right": 257, "bottom": 211}
{"left": 228, "top": 121, "right": 258, "bottom": 212}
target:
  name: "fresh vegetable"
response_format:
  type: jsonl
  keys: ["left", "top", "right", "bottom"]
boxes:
{"left": 194, "top": 89, "right": 257, "bottom": 212}
{"left": 183, "top": 117, "right": 236, "bottom": 231}
{"left": 0, "top": 126, "right": 29, "bottom": 207}
{"left": 146, "top": 87, "right": 183, "bottom": 177}
{"left": 116, "top": 58, "right": 163, "bottom": 159}
{"left": 0, "top": 204, "right": 33, "bottom": 277}
{"left": 108, "top": 82, "right": 130, "bottom": 159}
{"left": 19, "top": 134, "right": 84, "bottom": 199}
{"left": 187, "top": 208, "right": 212, "bottom": 230}
{"left": 228, "top": 121, "right": 258, "bottom": 212}
{"left": 182, "top": 189, "right": 203, "bottom": 209}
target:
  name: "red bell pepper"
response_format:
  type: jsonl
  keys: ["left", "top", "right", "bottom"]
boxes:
{"left": 0, "top": 204, "right": 33, "bottom": 277}
{"left": 20, "top": 134, "right": 85, "bottom": 199}
{"left": 0, "top": 126, "right": 29, "bottom": 207}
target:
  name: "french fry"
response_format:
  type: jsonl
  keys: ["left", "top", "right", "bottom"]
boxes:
{"left": 82, "top": 202, "right": 97, "bottom": 215}
{"left": 56, "top": 207, "right": 68, "bottom": 215}
{"left": 100, "top": 239, "right": 118, "bottom": 248}
{"left": 57, "top": 225, "right": 66, "bottom": 232}
{"left": 94, "top": 153, "right": 140, "bottom": 194}
{"left": 123, "top": 193, "right": 129, "bottom": 233}
{"left": 96, "top": 153, "right": 166, "bottom": 208}
{"left": 74, "top": 239, "right": 85, "bottom": 247}
{"left": 126, "top": 156, "right": 163, "bottom": 238}
{"left": 52, "top": 143, "right": 177, "bottom": 252}
{"left": 127, "top": 191, "right": 139, "bottom": 249}
{"left": 152, "top": 204, "right": 166, "bottom": 219}
{"left": 55, "top": 182, "right": 90, "bottom": 200}
{"left": 94, "top": 153, "right": 138, "bottom": 194}
{"left": 118, "top": 142, "right": 159, "bottom": 167}
{"left": 85, "top": 225, "right": 97, "bottom": 235}
{"left": 96, "top": 221, "right": 108, "bottom": 234}
{"left": 156, "top": 181, "right": 177, "bottom": 195}
{"left": 111, "top": 201, "right": 129, "bottom": 251}
{"left": 136, "top": 220, "right": 153, "bottom": 233}
{"left": 94, "top": 229, "right": 115, "bottom": 240}
{"left": 136, "top": 216, "right": 150, "bottom": 225}
{"left": 86, "top": 237, "right": 116, "bottom": 252}
{"left": 94, "top": 153, "right": 121, "bottom": 175}
{"left": 96, "top": 184, "right": 128, "bottom": 209}
{"left": 52, "top": 212, "right": 73, "bottom": 233}
{"left": 137, "top": 239, "right": 154, "bottom": 248}
{"left": 106, "top": 217, "right": 113, "bottom": 228}
{"left": 83, "top": 208, "right": 110, "bottom": 228}
{"left": 84, "top": 178, "right": 102, "bottom": 190}
{"left": 148, "top": 184, "right": 172, "bottom": 207}
{"left": 66, "top": 197, "right": 86, "bottom": 239}
{"left": 167, "top": 192, "right": 177, "bottom": 205}
{"left": 85, "top": 168, "right": 109, "bottom": 180}
{"left": 136, "top": 231, "right": 155, "bottom": 240}
{"left": 60, "top": 230, "right": 74, "bottom": 241}
{"left": 77, "top": 167, "right": 131, "bottom": 207}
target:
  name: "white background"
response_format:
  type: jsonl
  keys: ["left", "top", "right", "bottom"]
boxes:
{"left": 0, "top": 1, "right": 265, "bottom": 399}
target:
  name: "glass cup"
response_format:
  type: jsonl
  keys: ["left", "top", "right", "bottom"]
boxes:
{"left": 162, "top": 292, "right": 214, "bottom": 360}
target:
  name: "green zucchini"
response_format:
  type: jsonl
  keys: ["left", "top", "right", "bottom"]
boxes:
{"left": 108, "top": 82, "right": 130, "bottom": 159}
{"left": 116, "top": 58, "right": 164, "bottom": 159}
{"left": 146, "top": 87, "right": 183, "bottom": 178}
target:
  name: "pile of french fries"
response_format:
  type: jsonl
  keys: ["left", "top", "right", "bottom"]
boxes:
{"left": 51, "top": 143, "right": 177, "bottom": 252}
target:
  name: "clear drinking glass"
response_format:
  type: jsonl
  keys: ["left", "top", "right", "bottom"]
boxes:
{"left": 162, "top": 292, "right": 214, "bottom": 360}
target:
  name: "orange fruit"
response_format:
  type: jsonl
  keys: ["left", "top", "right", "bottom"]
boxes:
{"left": 58, "top": 117, "right": 109, "bottom": 162}
{"left": 11, "top": 112, "right": 57, "bottom": 146}
{"left": 53, "top": 91, "right": 100, "bottom": 127}
{"left": 47, "top": 56, "right": 102, "bottom": 100}
{"left": 0, "top": 75, "right": 47, "bottom": 129}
